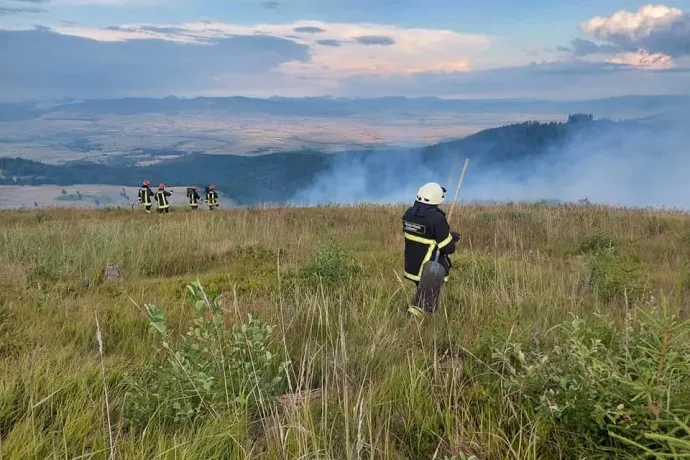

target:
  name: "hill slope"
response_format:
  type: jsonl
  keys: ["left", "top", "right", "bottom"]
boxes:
{"left": 0, "top": 204, "right": 689, "bottom": 458}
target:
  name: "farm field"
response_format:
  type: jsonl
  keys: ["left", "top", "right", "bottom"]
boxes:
{"left": 0, "top": 111, "right": 558, "bottom": 164}
{"left": 1, "top": 204, "right": 689, "bottom": 459}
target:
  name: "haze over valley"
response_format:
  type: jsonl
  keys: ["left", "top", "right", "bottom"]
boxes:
{"left": 2, "top": 3, "right": 690, "bottom": 208}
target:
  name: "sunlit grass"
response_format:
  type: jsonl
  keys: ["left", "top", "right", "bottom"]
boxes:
{"left": 1, "top": 203, "right": 689, "bottom": 458}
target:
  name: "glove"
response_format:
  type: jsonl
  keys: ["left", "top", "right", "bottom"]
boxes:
{"left": 450, "top": 231, "right": 460, "bottom": 242}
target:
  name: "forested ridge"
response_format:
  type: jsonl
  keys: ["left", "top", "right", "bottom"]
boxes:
{"left": 0, "top": 114, "right": 644, "bottom": 204}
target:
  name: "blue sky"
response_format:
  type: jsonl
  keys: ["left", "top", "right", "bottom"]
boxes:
{"left": 1, "top": 0, "right": 690, "bottom": 99}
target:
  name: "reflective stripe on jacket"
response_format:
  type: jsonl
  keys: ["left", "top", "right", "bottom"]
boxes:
{"left": 206, "top": 191, "right": 218, "bottom": 206}
{"left": 155, "top": 190, "right": 171, "bottom": 208}
{"left": 402, "top": 202, "right": 455, "bottom": 282}
{"left": 138, "top": 186, "right": 153, "bottom": 205}
{"left": 188, "top": 190, "right": 200, "bottom": 206}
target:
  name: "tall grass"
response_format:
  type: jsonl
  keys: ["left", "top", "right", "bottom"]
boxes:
{"left": 1, "top": 203, "right": 690, "bottom": 458}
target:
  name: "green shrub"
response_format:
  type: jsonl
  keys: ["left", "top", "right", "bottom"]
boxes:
{"left": 301, "top": 244, "right": 359, "bottom": 287}
{"left": 585, "top": 249, "right": 646, "bottom": 302}
{"left": 489, "top": 296, "right": 690, "bottom": 458}
{"left": 578, "top": 232, "right": 616, "bottom": 254}
{"left": 124, "top": 281, "right": 290, "bottom": 427}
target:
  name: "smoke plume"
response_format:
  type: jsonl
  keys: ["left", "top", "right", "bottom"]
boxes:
{"left": 290, "top": 107, "right": 690, "bottom": 210}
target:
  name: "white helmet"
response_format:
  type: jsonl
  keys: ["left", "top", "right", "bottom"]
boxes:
{"left": 416, "top": 182, "right": 446, "bottom": 205}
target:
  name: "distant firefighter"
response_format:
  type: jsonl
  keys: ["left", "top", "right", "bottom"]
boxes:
{"left": 206, "top": 184, "right": 219, "bottom": 211}
{"left": 187, "top": 185, "right": 201, "bottom": 210}
{"left": 155, "top": 183, "right": 172, "bottom": 214}
{"left": 138, "top": 179, "right": 154, "bottom": 214}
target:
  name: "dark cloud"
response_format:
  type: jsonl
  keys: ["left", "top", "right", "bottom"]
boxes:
{"left": 315, "top": 39, "right": 342, "bottom": 47}
{"left": 0, "top": 6, "right": 45, "bottom": 14}
{"left": 0, "top": 28, "right": 310, "bottom": 99}
{"left": 293, "top": 26, "right": 325, "bottom": 33}
{"left": 341, "top": 60, "right": 690, "bottom": 98}
{"left": 527, "top": 60, "right": 633, "bottom": 76}
{"left": 569, "top": 38, "right": 620, "bottom": 57}
{"left": 556, "top": 46, "right": 570, "bottom": 52}
{"left": 260, "top": 1, "right": 279, "bottom": 9}
{"left": 354, "top": 35, "right": 395, "bottom": 46}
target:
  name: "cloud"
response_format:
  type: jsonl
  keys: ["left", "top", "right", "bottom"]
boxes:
{"left": 354, "top": 35, "right": 395, "bottom": 46}
{"left": 568, "top": 38, "right": 619, "bottom": 56}
{"left": 316, "top": 39, "right": 342, "bottom": 47}
{"left": 580, "top": 4, "right": 690, "bottom": 62}
{"left": 0, "top": 6, "right": 46, "bottom": 14}
{"left": 47, "top": 20, "right": 490, "bottom": 77}
{"left": 0, "top": 27, "right": 310, "bottom": 99}
{"left": 3, "top": 15, "right": 689, "bottom": 100}
{"left": 293, "top": 26, "right": 325, "bottom": 33}
{"left": 338, "top": 60, "right": 690, "bottom": 99}
{"left": 260, "top": 1, "right": 279, "bottom": 9}
{"left": 607, "top": 49, "right": 674, "bottom": 69}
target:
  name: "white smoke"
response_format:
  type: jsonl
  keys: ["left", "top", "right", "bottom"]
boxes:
{"left": 289, "top": 107, "right": 690, "bottom": 210}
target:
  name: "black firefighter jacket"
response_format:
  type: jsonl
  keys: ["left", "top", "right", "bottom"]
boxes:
{"left": 402, "top": 202, "right": 456, "bottom": 282}
{"left": 155, "top": 190, "right": 171, "bottom": 208}
{"left": 188, "top": 190, "right": 201, "bottom": 206}
{"left": 138, "top": 186, "right": 153, "bottom": 205}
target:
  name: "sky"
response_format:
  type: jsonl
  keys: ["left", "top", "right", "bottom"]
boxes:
{"left": 1, "top": 0, "right": 690, "bottom": 100}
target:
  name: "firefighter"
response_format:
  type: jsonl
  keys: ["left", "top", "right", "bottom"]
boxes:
{"left": 187, "top": 185, "right": 201, "bottom": 210}
{"left": 402, "top": 182, "right": 460, "bottom": 315}
{"left": 206, "top": 184, "right": 219, "bottom": 211}
{"left": 137, "top": 180, "right": 154, "bottom": 213}
{"left": 155, "top": 183, "right": 172, "bottom": 214}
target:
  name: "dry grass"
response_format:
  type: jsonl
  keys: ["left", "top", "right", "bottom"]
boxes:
{"left": 1, "top": 203, "right": 689, "bottom": 459}
{"left": 0, "top": 263, "right": 27, "bottom": 287}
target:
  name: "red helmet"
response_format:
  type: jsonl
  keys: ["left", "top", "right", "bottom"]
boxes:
{"left": 158, "top": 183, "right": 165, "bottom": 189}
{"left": 209, "top": 184, "right": 216, "bottom": 190}
{"left": 143, "top": 180, "right": 150, "bottom": 186}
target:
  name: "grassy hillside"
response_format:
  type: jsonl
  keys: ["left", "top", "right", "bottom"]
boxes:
{"left": 1, "top": 204, "right": 690, "bottom": 459}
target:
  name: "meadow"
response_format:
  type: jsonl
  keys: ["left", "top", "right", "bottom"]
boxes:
{"left": 1, "top": 203, "right": 689, "bottom": 459}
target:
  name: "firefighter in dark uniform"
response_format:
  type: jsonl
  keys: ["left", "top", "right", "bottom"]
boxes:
{"left": 155, "top": 183, "right": 172, "bottom": 214}
{"left": 187, "top": 185, "right": 201, "bottom": 210}
{"left": 138, "top": 180, "right": 154, "bottom": 213}
{"left": 402, "top": 182, "right": 460, "bottom": 315}
{"left": 206, "top": 184, "right": 219, "bottom": 211}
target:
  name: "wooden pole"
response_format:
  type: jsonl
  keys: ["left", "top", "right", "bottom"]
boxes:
{"left": 447, "top": 158, "right": 469, "bottom": 222}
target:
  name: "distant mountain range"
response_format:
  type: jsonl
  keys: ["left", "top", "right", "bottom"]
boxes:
{"left": 0, "top": 114, "right": 659, "bottom": 205}
{"left": 1, "top": 94, "right": 689, "bottom": 122}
